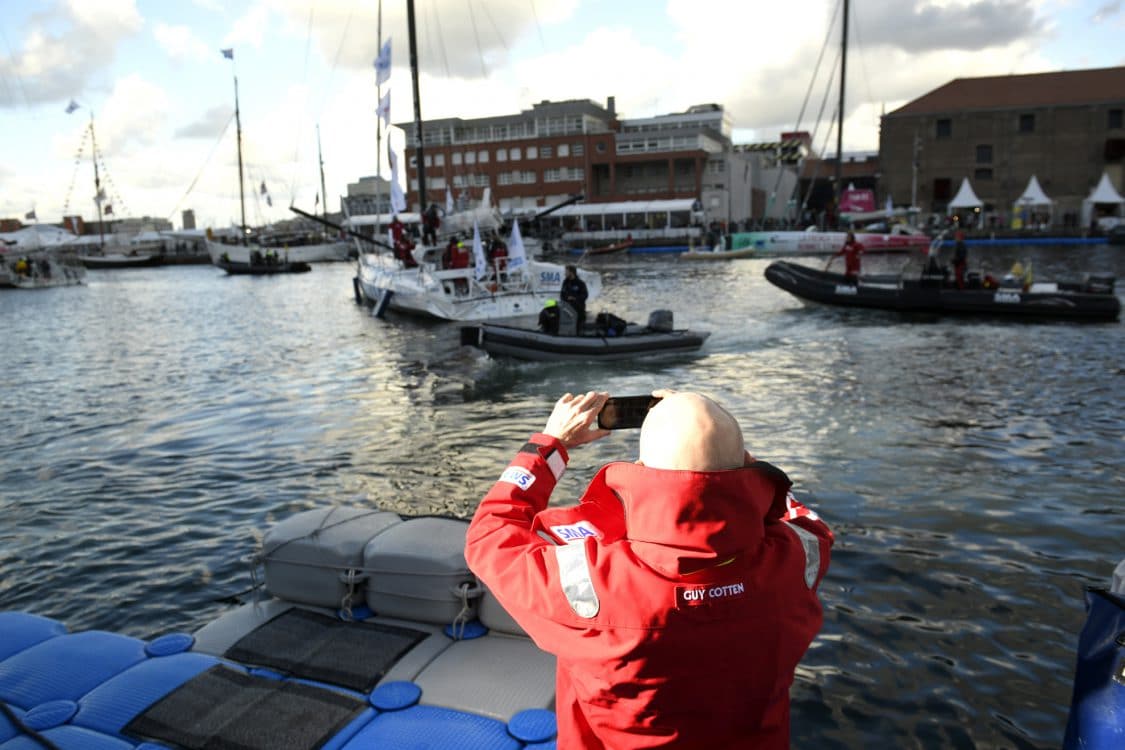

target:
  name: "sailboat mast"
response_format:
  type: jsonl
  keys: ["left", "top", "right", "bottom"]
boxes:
{"left": 317, "top": 124, "right": 328, "bottom": 221}
{"left": 834, "top": 0, "right": 849, "bottom": 216}
{"left": 375, "top": 0, "right": 384, "bottom": 223}
{"left": 406, "top": 0, "right": 427, "bottom": 212}
{"left": 89, "top": 114, "right": 105, "bottom": 248}
{"left": 233, "top": 74, "right": 247, "bottom": 244}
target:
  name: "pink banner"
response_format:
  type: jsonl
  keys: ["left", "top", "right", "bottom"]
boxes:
{"left": 840, "top": 188, "right": 876, "bottom": 213}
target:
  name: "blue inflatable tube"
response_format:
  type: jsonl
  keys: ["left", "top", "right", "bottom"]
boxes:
{"left": 1063, "top": 588, "right": 1125, "bottom": 749}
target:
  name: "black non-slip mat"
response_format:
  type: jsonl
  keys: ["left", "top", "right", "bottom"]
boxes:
{"left": 223, "top": 607, "right": 428, "bottom": 692}
{"left": 124, "top": 664, "right": 365, "bottom": 750}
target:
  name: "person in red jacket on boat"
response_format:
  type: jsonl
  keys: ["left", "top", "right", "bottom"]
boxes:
{"left": 827, "top": 230, "right": 864, "bottom": 281}
{"left": 465, "top": 390, "right": 833, "bottom": 749}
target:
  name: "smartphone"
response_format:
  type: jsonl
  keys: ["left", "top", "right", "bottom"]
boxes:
{"left": 597, "top": 395, "right": 662, "bottom": 430}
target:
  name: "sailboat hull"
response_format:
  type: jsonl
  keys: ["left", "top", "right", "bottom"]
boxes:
{"left": 740, "top": 229, "right": 929, "bottom": 256}
{"left": 206, "top": 240, "right": 351, "bottom": 265}
{"left": 355, "top": 253, "right": 601, "bottom": 322}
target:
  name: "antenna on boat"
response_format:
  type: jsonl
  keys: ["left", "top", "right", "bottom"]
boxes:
{"left": 407, "top": 0, "right": 427, "bottom": 213}
{"left": 834, "top": 0, "right": 848, "bottom": 220}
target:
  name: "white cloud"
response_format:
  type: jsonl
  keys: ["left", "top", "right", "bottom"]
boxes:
{"left": 154, "top": 23, "right": 212, "bottom": 63}
{"left": 224, "top": 3, "right": 273, "bottom": 50}
{"left": 0, "top": 0, "right": 144, "bottom": 107}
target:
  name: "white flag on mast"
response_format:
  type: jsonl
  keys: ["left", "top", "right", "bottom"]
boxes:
{"left": 374, "top": 39, "right": 392, "bottom": 86}
{"left": 507, "top": 219, "right": 527, "bottom": 271}
{"left": 472, "top": 219, "right": 487, "bottom": 280}
{"left": 376, "top": 90, "right": 391, "bottom": 127}
{"left": 388, "top": 142, "right": 406, "bottom": 213}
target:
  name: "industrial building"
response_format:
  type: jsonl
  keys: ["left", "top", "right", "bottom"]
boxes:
{"left": 880, "top": 65, "right": 1125, "bottom": 227}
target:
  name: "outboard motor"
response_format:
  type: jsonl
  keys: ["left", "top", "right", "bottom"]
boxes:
{"left": 648, "top": 309, "right": 674, "bottom": 332}
{"left": 1085, "top": 273, "right": 1116, "bottom": 294}
{"left": 557, "top": 301, "right": 578, "bottom": 336}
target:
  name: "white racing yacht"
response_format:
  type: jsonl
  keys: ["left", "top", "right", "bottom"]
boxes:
{"left": 354, "top": 219, "right": 600, "bottom": 322}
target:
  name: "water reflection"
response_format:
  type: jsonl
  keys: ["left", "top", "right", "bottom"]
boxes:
{"left": 1, "top": 248, "right": 1122, "bottom": 748}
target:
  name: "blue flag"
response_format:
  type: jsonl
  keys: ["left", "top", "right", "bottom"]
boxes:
{"left": 221, "top": 48, "right": 234, "bottom": 60}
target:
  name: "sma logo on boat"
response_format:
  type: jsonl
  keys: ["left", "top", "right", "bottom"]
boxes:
{"left": 834, "top": 285, "right": 858, "bottom": 295}
{"left": 539, "top": 271, "right": 561, "bottom": 285}
{"left": 993, "top": 291, "right": 1021, "bottom": 304}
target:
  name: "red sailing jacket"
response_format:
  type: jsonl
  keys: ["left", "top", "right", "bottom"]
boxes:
{"left": 465, "top": 433, "right": 833, "bottom": 749}
{"left": 834, "top": 240, "right": 865, "bottom": 276}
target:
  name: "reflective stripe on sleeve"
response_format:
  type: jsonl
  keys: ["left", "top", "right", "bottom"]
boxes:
{"left": 785, "top": 522, "right": 821, "bottom": 588}
{"left": 554, "top": 542, "right": 600, "bottom": 618}
{"left": 545, "top": 449, "right": 566, "bottom": 481}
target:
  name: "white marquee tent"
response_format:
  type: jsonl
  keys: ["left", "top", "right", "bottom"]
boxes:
{"left": 946, "top": 177, "right": 983, "bottom": 213}
{"left": 1081, "top": 172, "right": 1125, "bottom": 229}
{"left": 1014, "top": 175, "right": 1053, "bottom": 226}
{"left": 1015, "top": 175, "right": 1052, "bottom": 207}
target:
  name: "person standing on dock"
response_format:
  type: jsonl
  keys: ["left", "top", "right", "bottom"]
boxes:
{"left": 466, "top": 390, "right": 833, "bottom": 749}
{"left": 827, "top": 230, "right": 864, "bottom": 281}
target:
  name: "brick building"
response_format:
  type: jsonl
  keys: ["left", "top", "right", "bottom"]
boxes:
{"left": 395, "top": 98, "right": 781, "bottom": 228}
{"left": 880, "top": 66, "right": 1125, "bottom": 225}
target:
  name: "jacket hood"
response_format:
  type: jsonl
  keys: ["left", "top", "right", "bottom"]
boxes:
{"left": 584, "top": 461, "right": 792, "bottom": 576}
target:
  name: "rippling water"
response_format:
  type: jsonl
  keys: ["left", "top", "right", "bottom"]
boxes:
{"left": 2, "top": 246, "right": 1122, "bottom": 749}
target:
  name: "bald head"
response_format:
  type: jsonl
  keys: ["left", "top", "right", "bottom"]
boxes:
{"left": 638, "top": 393, "right": 745, "bottom": 471}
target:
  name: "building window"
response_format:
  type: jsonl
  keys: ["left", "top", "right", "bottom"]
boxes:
{"left": 423, "top": 155, "right": 432, "bottom": 167}
{"left": 975, "top": 144, "right": 992, "bottom": 164}
{"left": 573, "top": 142, "right": 584, "bottom": 156}
{"left": 526, "top": 147, "right": 536, "bottom": 159}
{"left": 974, "top": 168, "right": 993, "bottom": 181}
{"left": 935, "top": 119, "right": 952, "bottom": 138}
{"left": 540, "top": 146, "right": 553, "bottom": 158}
{"left": 558, "top": 144, "right": 569, "bottom": 157}
{"left": 466, "top": 151, "right": 476, "bottom": 165}
{"left": 1109, "top": 109, "right": 1123, "bottom": 129}
{"left": 478, "top": 150, "right": 488, "bottom": 163}
{"left": 1019, "top": 113, "right": 1035, "bottom": 133}
{"left": 452, "top": 153, "right": 462, "bottom": 165}
{"left": 434, "top": 154, "right": 445, "bottom": 166}
{"left": 596, "top": 142, "right": 606, "bottom": 153}
{"left": 510, "top": 148, "right": 521, "bottom": 161}
{"left": 497, "top": 149, "right": 506, "bottom": 162}
{"left": 498, "top": 172, "right": 512, "bottom": 185}
{"left": 408, "top": 156, "right": 417, "bottom": 167}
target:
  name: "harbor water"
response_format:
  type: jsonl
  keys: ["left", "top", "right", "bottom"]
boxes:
{"left": 2, "top": 245, "right": 1122, "bottom": 749}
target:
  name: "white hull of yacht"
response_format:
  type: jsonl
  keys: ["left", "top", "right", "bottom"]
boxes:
{"left": 740, "top": 229, "right": 930, "bottom": 256}
{"left": 206, "top": 239, "right": 351, "bottom": 265}
{"left": 355, "top": 253, "right": 601, "bottom": 322}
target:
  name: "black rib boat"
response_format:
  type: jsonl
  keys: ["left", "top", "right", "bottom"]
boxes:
{"left": 215, "top": 257, "right": 311, "bottom": 275}
{"left": 461, "top": 310, "right": 710, "bottom": 362}
{"left": 765, "top": 261, "right": 1120, "bottom": 322}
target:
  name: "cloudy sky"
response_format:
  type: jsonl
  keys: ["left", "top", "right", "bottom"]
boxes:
{"left": 1, "top": 0, "right": 1122, "bottom": 229}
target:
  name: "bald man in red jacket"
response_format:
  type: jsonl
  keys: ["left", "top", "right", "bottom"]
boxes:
{"left": 466, "top": 391, "right": 833, "bottom": 749}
